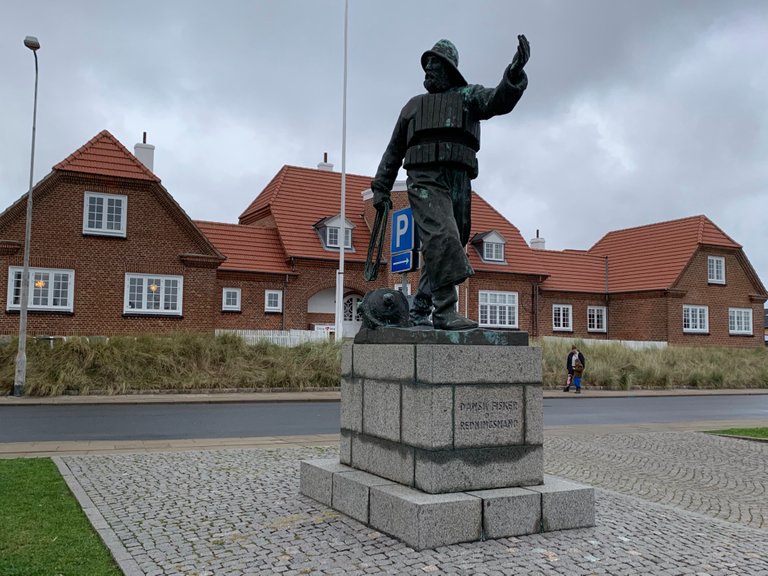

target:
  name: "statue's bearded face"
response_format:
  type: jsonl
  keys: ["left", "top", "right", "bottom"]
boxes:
{"left": 423, "top": 56, "right": 453, "bottom": 93}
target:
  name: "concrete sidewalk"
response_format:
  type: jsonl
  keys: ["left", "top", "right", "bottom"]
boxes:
{"left": 2, "top": 387, "right": 768, "bottom": 405}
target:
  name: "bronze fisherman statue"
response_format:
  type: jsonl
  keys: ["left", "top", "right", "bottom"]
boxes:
{"left": 369, "top": 36, "right": 530, "bottom": 330}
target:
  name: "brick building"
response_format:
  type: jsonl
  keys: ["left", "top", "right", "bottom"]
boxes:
{"left": 1, "top": 131, "right": 765, "bottom": 347}
{"left": 0, "top": 131, "right": 224, "bottom": 336}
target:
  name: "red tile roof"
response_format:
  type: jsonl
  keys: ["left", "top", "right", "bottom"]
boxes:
{"left": 239, "top": 165, "right": 550, "bottom": 275}
{"left": 533, "top": 249, "right": 608, "bottom": 292}
{"left": 194, "top": 220, "right": 293, "bottom": 274}
{"left": 239, "top": 166, "right": 373, "bottom": 262}
{"left": 54, "top": 130, "right": 160, "bottom": 182}
{"left": 588, "top": 215, "right": 741, "bottom": 292}
{"left": 468, "top": 192, "right": 548, "bottom": 276}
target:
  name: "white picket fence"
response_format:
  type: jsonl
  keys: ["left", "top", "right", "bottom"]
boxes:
{"left": 216, "top": 329, "right": 331, "bottom": 347}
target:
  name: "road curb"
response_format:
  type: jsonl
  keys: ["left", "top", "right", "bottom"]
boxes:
{"left": 2, "top": 388, "right": 767, "bottom": 405}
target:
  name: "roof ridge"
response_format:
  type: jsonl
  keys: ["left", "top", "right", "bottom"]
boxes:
{"left": 599, "top": 214, "right": 703, "bottom": 238}
{"left": 53, "top": 130, "right": 160, "bottom": 182}
{"left": 697, "top": 215, "right": 741, "bottom": 248}
{"left": 282, "top": 163, "right": 374, "bottom": 181}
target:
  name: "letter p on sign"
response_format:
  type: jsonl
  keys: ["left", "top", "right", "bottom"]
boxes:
{"left": 390, "top": 207, "right": 414, "bottom": 254}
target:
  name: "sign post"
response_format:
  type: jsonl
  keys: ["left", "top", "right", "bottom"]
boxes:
{"left": 390, "top": 207, "right": 419, "bottom": 298}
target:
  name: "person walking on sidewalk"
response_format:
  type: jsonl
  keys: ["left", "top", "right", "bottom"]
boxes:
{"left": 564, "top": 345, "right": 586, "bottom": 393}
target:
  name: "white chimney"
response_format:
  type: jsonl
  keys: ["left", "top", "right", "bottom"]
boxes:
{"left": 134, "top": 132, "right": 155, "bottom": 171}
{"left": 530, "top": 229, "right": 546, "bottom": 250}
{"left": 317, "top": 152, "right": 334, "bottom": 171}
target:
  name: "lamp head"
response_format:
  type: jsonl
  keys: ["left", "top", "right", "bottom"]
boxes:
{"left": 24, "top": 36, "right": 40, "bottom": 51}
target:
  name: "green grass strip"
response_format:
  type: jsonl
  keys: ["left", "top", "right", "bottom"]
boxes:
{"left": 0, "top": 458, "right": 121, "bottom": 576}
{"left": 705, "top": 427, "right": 768, "bottom": 439}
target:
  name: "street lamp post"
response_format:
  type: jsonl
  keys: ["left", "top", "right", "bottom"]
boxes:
{"left": 13, "top": 35, "right": 41, "bottom": 397}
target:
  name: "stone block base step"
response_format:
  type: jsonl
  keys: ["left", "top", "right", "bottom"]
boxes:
{"left": 300, "top": 458, "right": 595, "bottom": 550}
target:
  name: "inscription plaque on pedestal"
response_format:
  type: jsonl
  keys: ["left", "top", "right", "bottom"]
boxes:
{"left": 454, "top": 385, "right": 524, "bottom": 447}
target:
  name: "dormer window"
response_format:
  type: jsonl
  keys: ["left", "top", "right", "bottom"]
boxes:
{"left": 472, "top": 230, "right": 506, "bottom": 263}
{"left": 484, "top": 241, "right": 504, "bottom": 262}
{"left": 327, "top": 226, "right": 352, "bottom": 249}
{"left": 315, "top": 215, "right": 354, "bottom": 251}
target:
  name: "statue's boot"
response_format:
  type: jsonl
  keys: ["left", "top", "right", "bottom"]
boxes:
{"left": 409, "top": 293, "right": 433, "bottom": 327}
{"left": 432, "top": 285, "right": 478, "bottom": 331}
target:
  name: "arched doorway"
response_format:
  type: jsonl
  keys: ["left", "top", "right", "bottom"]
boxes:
{"left": 343, "top": 294, "right": 363, "bottom": 336}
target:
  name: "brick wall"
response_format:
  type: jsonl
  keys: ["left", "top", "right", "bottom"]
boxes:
{"left": 0, "top": 173, "right": 220, "bottom": 336}
{"left": 605, "top": 291, "right": 669, "bottom": 342}
{"left": 214, "top": 258, "right": 390, "bottom": 331}
{"left": 537, "top": 290, "right": 611, "bottom": 340}
{"left": 668, "top": 248, "right": 765, "bottom": 347}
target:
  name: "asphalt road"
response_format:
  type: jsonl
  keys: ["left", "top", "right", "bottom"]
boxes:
{"left": 0, "top": 395, "right": 766, "bottom": 443}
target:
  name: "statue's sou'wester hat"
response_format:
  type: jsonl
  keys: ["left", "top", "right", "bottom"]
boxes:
{"left": 421, "top": 39, "right": 468, "bottom": 87}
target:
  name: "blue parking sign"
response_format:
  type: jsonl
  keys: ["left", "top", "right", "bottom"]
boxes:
{"left": 391, "top": 250, "right": 420, "bottom": 274}
{"left": 391, "top": 207, "right": 415, "bottom": 254}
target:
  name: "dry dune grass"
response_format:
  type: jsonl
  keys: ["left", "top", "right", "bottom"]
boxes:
{"left": 539, "top": 338, "right": 768, "bottom": 390}
{"left": 0, "top": 332, "right": 341, "bottom": 396}
{"left": 1, "top": 333, "right": 766, "bottom": 396}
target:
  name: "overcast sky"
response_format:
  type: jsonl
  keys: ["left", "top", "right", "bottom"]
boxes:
{"left": 2, "top": 1, "right": 767, "bottom": 293}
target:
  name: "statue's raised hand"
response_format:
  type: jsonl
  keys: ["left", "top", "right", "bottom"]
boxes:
{"left": 510, "top": 34, "right": 530, "bottom": 76}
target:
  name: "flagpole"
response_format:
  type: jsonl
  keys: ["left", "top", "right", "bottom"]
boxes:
{"left": 334, "top": 0, "right": 349, "bottom": 340}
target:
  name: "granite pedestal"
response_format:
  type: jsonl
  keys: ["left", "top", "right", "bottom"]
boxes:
{"left": 300, "top": 328, "right": 594, "bottom": 549}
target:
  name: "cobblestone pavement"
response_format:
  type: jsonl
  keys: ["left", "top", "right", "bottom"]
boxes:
{"left": 59, "top": 433, "right": 768, "bottom": 576}
{"left": 544, "top": 430, "right": 767, "bottom": 530}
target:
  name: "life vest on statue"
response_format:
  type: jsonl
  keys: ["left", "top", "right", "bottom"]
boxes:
{"left": 404, "top": 92, "right": 481, "bottom": 178}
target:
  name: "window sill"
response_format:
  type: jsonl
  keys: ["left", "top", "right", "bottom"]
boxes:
{"left": 82, "top": 231, "right": 127, "bottom": 239}
{"left": 683, "top": 331, "right": 709, "bottom": 335}
{"left": 729, "top": 332, "right": 754, "bottom": 337}
{"left": 123, "top": 313, "right": 183, "bottom": 319}
{"left": 6, "top": 309, "right": 74, "bottom": 316}
{"left": 553, "top": 328, "right": 573, "bottom": 332}
{"left": 222, "top": 309, "right": 242, "bottom": 314}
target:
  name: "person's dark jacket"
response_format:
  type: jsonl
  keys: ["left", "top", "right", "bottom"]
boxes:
{"left": 566, "top": 351, "right": 585, "bottom": 375}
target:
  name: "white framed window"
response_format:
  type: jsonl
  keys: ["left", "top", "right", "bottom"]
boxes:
{"left": 124, "top": 274, "right": 183, "bottom": 315}
{"left": 265, "top": 289, "right": 283, "bottom": 312}
{"left": 7, "top": 266, "right": 75, "bottom": 312}
{"left": 707, "top": 256, "right": 725, "bottom": 284}
{"left": 552, "top": 304, "right": 572, "bottom": 331}
{"left": 479, "top": 291, "right": 518, "bottom": 328}
{"left": 222, "top": 288, "right": 241, "bottom": 312}
{"left": 327, "top": 226, "right": 352, "bottom": 249}
{"left": 83, "top": 192, "right": 127, "bottom": 237}
{"left": 682, "top": 304, "right": 708, "bottom": 333}
{"left": 483, "top": 241, "right": 504, "bottom": 262}
{"left": 728, "top": 308, "right": 753, "bottom": 335}
{"left": 394, "top": 283, "right": 412, "bottom": 295}
{"left": 587, "top": 306, "right": 607, "bottom": 332}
